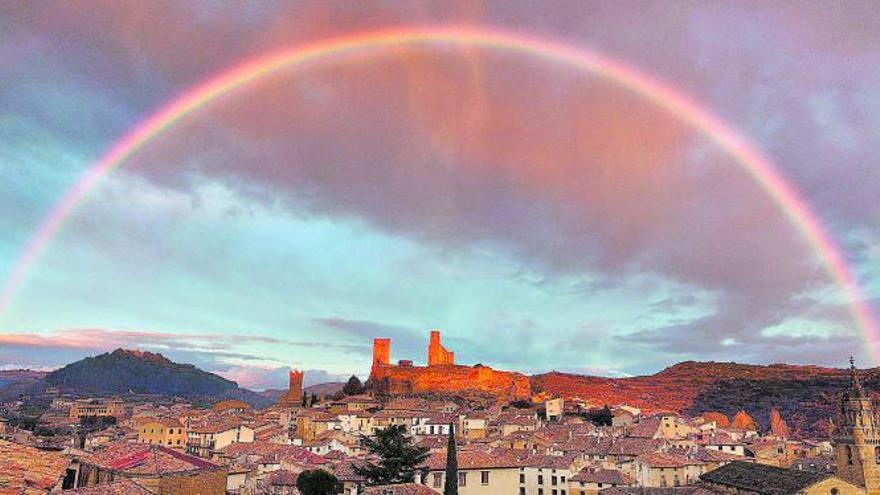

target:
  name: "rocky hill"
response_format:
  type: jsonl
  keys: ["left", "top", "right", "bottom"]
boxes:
{"left": 369, "top": 363, "right": 531, "bottom": 403}
{"left": 35, "top": 349, "right": 271, "bottom": 407}
{"left": 531, "top": 361, "right": 871, "bottom": 435}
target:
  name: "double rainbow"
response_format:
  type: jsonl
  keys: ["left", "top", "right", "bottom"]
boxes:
{"left": 2, "top": 26, "right": 875, "bottom": 360}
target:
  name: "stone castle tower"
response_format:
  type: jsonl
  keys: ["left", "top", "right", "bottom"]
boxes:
{"left": 835, "top": 358, "right": 880, "bottom": 494}
{"left": 427, "top": 330, "right": 454, "bottom": 366}
{"left": 373, "top": 338, "right": 391, "bottom": 368}
{"left": 278, "top": 369, "right": 303, "bottom": 406}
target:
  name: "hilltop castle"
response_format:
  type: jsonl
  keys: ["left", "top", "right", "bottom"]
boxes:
{"left": 368, "top": 329, "right": 531, "bottom": 402}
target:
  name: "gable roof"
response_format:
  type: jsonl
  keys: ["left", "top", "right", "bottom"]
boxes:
{"left": 700, "top": 461, "right": 833, "bottom": 495}
{"left": 81, "top": 441, "right": 220, "bottom": 474}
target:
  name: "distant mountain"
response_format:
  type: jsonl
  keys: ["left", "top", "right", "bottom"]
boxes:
{"left": 0, "top": 370, "right": 48, "bottom": 402}
{"left": 531, "top": 361, "right": 868, "bottom": 436}
{"left": 43, "top": 349, "right": 237, "bottom": 396}
{"left": 34, "top": 349, "right": 271, "bottom": 408}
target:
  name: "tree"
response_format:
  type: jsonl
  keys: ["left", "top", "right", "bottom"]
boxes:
{"left": 296, "top": 469, "right": 338, "bottom": 495}
{"left": 343, "top": 375, "right": 364, "bottom": 396}
{"left": 354, "top": 424, "right": 430, "bottom": 485}
{"left": 301, "top": 393, "right": 308, "bottom": 408}
{"left": 311, "top": 393, "right": 319, "bottom": 406}
{"left": 590, "top": 405, "right": 613, "bottom": 427}
{"left": 444, "top": 422, "right": 458, "bottom": 495}
{"left": 770, "top": 408, "right": 790, "bottom": 438}
{"left": 731, "top": 410, "right": 758, "bottom": 431}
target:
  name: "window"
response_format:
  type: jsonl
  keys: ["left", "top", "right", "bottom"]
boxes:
{"left": 847, "top": 446, "right": 854, "bottom": 465}
{"left": 481, "top": 471, "right": 490, "bottom": 485}
{"left": 538, "top": 475, "right": 544, "bottom": 485}
{"left": 552, "top": 476, "right": 558, "bottom": 485}
{"left": 875, "top": 446, "right": 880, "bottom": 464}
{"left": 520, "top": 489, "right": 526, "bottom": 495}
{"left": 458, "top": 472, "right": 467, "bottom": 487}
{"left": 433, "top": 473, "right": 442, "bottom": 488}
{"left": 831, "top": 488, "right": 839, "bottom": 495}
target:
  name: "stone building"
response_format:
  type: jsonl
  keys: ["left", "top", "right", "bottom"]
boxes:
{"left": 834, "top": 359, "right": 880, "bottom": 494}
{"left": 73, "top": 441, "right": 227, "bottom": 494}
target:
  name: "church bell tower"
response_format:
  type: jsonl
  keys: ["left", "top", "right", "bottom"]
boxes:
{"left": 835, "top": 358, "right": 880, "bottom": 494}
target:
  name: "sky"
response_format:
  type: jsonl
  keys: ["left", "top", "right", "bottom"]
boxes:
{"left": 1, "top": 1, "right": 879, "bottom": 390}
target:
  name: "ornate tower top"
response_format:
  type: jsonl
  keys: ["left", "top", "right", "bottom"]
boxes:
{"left": 850, "top": 356, "right": 866, "bottom": 399}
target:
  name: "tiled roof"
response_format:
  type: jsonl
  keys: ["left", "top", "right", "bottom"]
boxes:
{"left": 0, "top": 440, "right": 68, "bottom": 495}
{"left": 637, "top": 452, "right": 703, "bottom": 468}
{"left": 608, "top": 438, "right": 663, "bottom": 457}
{"left": 81, "top": 441, "right": 220, "bottom": 474}
{"left": 572, "top": 468, "right": 636, "bottom": 485}
{"left": 268, "top": 469, "right": 300, "bottom": 486}
{"left": 423, "top": 449, "right": 522, "bottom": 470}
{"left": 601, "top": 487, "right": 716, "bottom": 495}
{"left": 700, "top": 461, "right": 832, "bottom": 495}
{"left": 364, "top": 483, "right": 437, "bottom": 495}
{"left": 629, "top": 418, "right": 661, "bottom": 438}
{"left": 62, "top": 479, "right": 153, "bottom": 494}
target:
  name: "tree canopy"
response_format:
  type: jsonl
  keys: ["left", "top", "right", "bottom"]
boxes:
{"left": 343, "top": 375, "right": 364, "bottom": 396}
{"left": 353, "top": 425, "right": 430, "bottom": 485}
{"left": 296, "top": 469, "right": 338, "bottom": 495}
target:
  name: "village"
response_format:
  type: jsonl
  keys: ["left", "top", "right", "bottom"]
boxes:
{"left": 0, "top": 331, "right": 876, "bottom": 495}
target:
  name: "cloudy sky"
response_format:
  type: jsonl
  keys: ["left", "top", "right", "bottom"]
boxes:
{"left": 1, "top": 1, "right": 879, "bottom": 390}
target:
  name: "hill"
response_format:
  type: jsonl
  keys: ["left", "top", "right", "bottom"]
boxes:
{"left": 37, "top": 349, "right": 271, "bottom": 407}
{"left": 0, "top": 370, "right": 48, "bottom": 402}
{"left": 531, "top": 361, "right": 869, "bottom": 435}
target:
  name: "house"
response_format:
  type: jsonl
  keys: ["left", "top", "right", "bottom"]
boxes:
{"left": 699, "top": 461, "right": 862, "bottom": 495}
{"left": 570, "top": 468, "right": 636, "bottom": 495}
{"left": 462, "top": 412, "right": 489, "bottom": 440}
{"left": 546, "top": 399, "right": 565, "bottom": 421}
{"left": 137, "top": 417, "right": 186, "bottom": 449}
{"left": 74, "top": 441, "right": 227, "bottom": 494}
{"left": 632, "top": 452, "right": 709, "bottom": 488}
{"left": 69, "top": 399, "right": 126, "bottom": 419}
{"left": 422, "top": 449, "right": 522, "bottom": 494}
{"left": 186, "top": 420, "right": 254, "bottom": 457}
{"left": 329, "top": 395, "right": 381, "bottom": 414}
{"left": 520, "top": 453, "right": 583, "bottom": 495}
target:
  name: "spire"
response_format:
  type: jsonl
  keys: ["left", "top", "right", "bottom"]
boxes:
{"left": 850, "top": 356, "right": 866, "bottom": 399}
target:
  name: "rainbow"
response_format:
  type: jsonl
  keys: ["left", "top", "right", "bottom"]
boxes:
{"left": 2, "top": 26, "right": 876, "bottom": 360}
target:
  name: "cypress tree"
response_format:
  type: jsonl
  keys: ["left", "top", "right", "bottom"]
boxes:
{"left": 444, "top": 422, "right": 458, "bottom": 495}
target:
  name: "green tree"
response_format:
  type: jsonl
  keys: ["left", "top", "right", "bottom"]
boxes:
{"left": 301, "top": 393, "right": 308, "bottom": 408}
{"left": 354, "top": 424, "right": 430, "bottom": 485}
{"left": 590, "top": 405, "right": 613, "bottom": 427}
{"left": 343, "top": 375, "right": 364, "bottom": 395}
{"left": 296, "top": 469, "right": 338, "bottom": 495}
{"left": 444, "top": 422, "right": 458, "bottom": 495}
{"left": 311, "top": 393, "right": 319, "bottom": 406}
